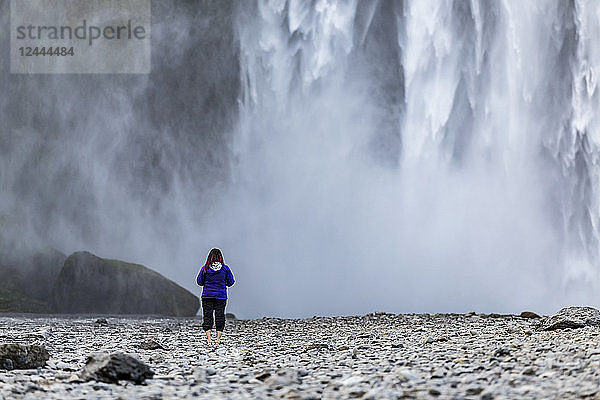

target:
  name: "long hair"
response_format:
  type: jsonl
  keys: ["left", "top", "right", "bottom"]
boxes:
{"left": 203, "top": 248, "right": 224, "bottom": 272}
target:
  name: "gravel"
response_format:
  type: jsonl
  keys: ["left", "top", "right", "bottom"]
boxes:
{"left": 0, "top": 312, "right": 599, "bottom": 399}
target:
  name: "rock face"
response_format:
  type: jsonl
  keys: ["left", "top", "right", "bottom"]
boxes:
{"left": 0, "top": 247, "right": 67, "bottom": 313}
{"left": 0, "top": 344, "right": 49, "bottom": 370}
{"left": 52, "top": 251, "right": 199, "bottom": 316}
{"left": 538, "top": 306, "right": 600, "bottom": 331}
{"left": 82, "top": 353, "right": 154, "bottom": 384}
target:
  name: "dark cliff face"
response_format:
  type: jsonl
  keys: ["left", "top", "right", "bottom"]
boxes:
{"left": 53, "top": 251, "right": 199, "bottom": 316}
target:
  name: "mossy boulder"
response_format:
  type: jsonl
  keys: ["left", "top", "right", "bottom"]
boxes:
{"left": 52, "top": 251, "right": 199, "bottom": 316}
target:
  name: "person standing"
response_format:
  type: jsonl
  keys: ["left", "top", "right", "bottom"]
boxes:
{"left": 197, "top": 248, "right": 235, "bottom": 345}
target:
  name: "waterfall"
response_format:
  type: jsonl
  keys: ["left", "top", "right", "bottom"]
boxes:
{"left": 202, "top": 0, "right": 600, "bottom": 317}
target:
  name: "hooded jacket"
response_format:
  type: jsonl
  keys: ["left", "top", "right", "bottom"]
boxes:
{"left": 196, "top": 262, "right": 235, "bottom": 299}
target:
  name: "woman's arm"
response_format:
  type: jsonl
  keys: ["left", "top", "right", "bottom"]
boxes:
{"left": 226, "top": 266, "right": 235, "bottom": 287}
{"left": 197, "top": 268, "right": 205, "bottom": 286}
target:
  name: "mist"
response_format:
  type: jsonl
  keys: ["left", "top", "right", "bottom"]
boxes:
{"left": 2, "top": 0, "right": 600, "bottom": 318}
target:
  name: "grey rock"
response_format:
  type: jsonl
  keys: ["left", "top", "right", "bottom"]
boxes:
{"left": 538, "top": 307, "right": 600, "bottom": 331}
{"left": 53, "top": 251, "right": 199, "bottom": 316}
{"left": 522, "top": 367, "right": 536, "bottom": 376}
{"left": 424, "top": 336, "right": 448, "bottom": 344}
{"left": 493, "top": 348, "right": 511, "bottom": 357}
{"left": 82, "top": 352, "right": 154, "bottom": 384}
{"left": 465, "top": 386, "right": 484, "bottom": 395}
{"left": 0, "top": 344, "right": 50, "bottom": 370}
{"left": 55, "top": 361, "right": 72, "bottom": 370}
{"left": 137, "top": 339, "right": 165, "bottom": 350}
{"left": 264, "top": 369, "right": 301, "bottom": 388}
{"left": 520, "top": 311, "right": 541, "bottom": 319}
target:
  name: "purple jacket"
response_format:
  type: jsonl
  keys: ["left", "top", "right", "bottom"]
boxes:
{"left": 197, "top": 263, "right": 235, "bottom": 299}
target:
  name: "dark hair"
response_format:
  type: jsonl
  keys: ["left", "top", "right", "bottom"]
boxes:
{"left": 203, "top": 248, "right": 224, "bottom": 272}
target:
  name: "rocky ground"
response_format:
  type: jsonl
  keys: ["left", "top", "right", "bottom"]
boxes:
{"left": 1, "top": 311, "right": 600, "bottom": 399}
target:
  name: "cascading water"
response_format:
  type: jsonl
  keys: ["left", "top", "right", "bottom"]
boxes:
{"left": 1, "top": 0, "right": 600, "bottom": 318}
{"left": 203, "top": 0, "right": 600, "bottom": 317}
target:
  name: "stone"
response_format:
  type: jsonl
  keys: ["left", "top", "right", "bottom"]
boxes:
{"left": 340, "top": 375, "right": 363, "bottom": 386}
{"left": 55, "top": 361, "right": 71, "bottom": 370}
{"left": 137, "top": 339, "right": 165, "bottom": 350}
{"left": 538, "top": 307, "right": 600, "bottom": 331}
{"left": 255, "top": 371, "right": 271, "bottom": 381}
{"left": 520, "top": 311, "right": 541, "bottom": 319}
{"left": 396, "top": 368, "right": 418, "bottom": 381}
{"left": 466, "top": 386, "right": 484, "bottom": 395}
{"left": 264, "top": 369, "right": 300, "bottom": 388}
{"left": 493, "top": 348, "right": 510, "bottom": 357}
{"left": 81, "top": 352, "right": 154, "bottom": 384}
{"left": 424, "top": 336, "right": 448, "bottom": 344}
{"left": 0, "top": 344, "right": 50, "bottom": 370}
{"left": 225, "top": 313, "right": 237, "bottom": 320}
{"left": 52, "top": 251, "right": 199, "bottom": 316}
{"left": 94, "top": 318, "right": 109, "bottom": 325}
{"left": 522, "top": 367, "right": 536, "bottom": 376}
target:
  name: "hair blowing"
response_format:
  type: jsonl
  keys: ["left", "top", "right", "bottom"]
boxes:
{"left": 203, "top": 248, "right": 224, "bottom": 272}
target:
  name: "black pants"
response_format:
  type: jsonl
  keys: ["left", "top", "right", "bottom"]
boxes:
{"left": 202, "top": 298, "right": 227, "bottom": 332}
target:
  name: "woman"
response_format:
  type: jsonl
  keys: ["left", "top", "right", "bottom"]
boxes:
{"left": 197, "top": 248, "right": 235, "bottom": 345}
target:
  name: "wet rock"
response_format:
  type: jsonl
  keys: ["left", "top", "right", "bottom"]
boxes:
{"left": 225, "top": 313, "right": 237, "bottom": 320}
{"left": 94, "top": 318, "right": 108, "bottom": 325}
{"left": 538, "top": 307, "right": 600, "bottom": 331}
{"left": 520, "top": 311, "right": 541, "bottom": 319}
{"left": 137, "top": 339, "right": 164, "bottom": 350}
{"left": 82, "top": 352, "right": 154, "bottom": 384}
{"left": 0, "top": 344, "right": 49, "bottom": 370}
{"left": 53, "top": 251, "right": 199, "bottom": 316}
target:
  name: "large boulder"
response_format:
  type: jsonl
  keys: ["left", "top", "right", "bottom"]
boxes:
{"left": 538, "top": 306, "right": 600, "bottom": 331}
{"left": 0, "top": 344, "right": 50, "bottom": 370}
{"left": 52, "top": 251, "right": 199, "bottom": 316}
{"left": 82, "top": 352, "right": 154, "bottom": 384}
